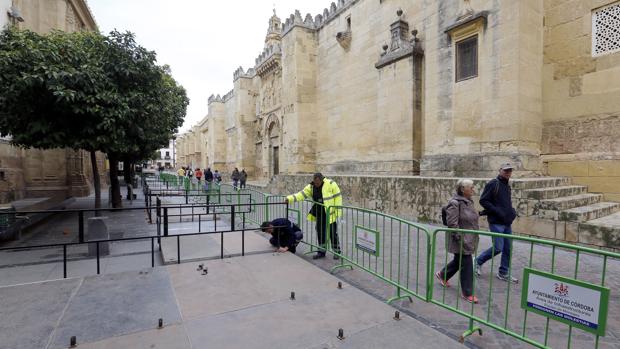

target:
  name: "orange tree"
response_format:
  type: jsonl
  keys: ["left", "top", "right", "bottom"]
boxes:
{"left": 0, "top": 28, "right": 187, "bottom": 207}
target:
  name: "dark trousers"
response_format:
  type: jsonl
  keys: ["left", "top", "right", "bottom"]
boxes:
{"left": 316, "top": 212, "right": 340, "bottom": 254}
{"left": 240, "top": 181, "right": 246, "bottom": 189}
{"left": 439, "top": 254, "right": 474, "bottom": 297}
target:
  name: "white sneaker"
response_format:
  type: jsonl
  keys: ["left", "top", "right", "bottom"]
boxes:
{"left": 496, "top": 273, "right": 519, "bottom": 284}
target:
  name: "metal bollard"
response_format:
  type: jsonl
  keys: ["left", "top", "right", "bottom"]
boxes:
{"left": 290, "top": 291, "right": 295, "bottom": 300}
{"left": 394, "top": 311, "right": 401, "bottom": 321}
{"left": 70, "top": 336, "right": 77, "bottom": 347}
{"left": 158, "top": 318, "right": 163, "bottom": 328}
{"left": 337, "top": 328, "right": 345, "bottom": 340}
{"left": 337, "top": 281, "right": 342, "bottom": 289}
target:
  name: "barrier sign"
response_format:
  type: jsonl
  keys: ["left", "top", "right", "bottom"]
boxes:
{"left": 355, "top": 225, "right": 379, "bottom": 256}
{"left": 521, "top": 268, "right": 609, "bottom": 336}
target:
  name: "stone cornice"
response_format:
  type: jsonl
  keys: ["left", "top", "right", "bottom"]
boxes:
{"left": 444, "top": 11, "right": 489, "bottom": 38}
{"left": 69, "top": 0, "right": 98, "bottom": 31}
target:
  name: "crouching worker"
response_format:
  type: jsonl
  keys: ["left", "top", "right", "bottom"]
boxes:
{"left": 261, "top": 218, "right": 304, "bottom": 254}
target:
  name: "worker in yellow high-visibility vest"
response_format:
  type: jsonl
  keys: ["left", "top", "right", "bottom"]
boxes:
{"left": 286, "top": 173, "right": 342, "bottom": 260}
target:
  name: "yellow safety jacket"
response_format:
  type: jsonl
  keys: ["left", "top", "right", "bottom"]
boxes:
{"left": 286, "top": 178, "right": 342, "bottom": 224}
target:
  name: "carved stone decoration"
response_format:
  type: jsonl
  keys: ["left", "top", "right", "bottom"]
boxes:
{"left": 336, "top": 30, "right": 352, "bottom": 49}
{"left": 457, "top": 0, "right": 475, "bottom": 22}
{"left": 259, "top": 71, "right": 282, "bottom": 113}
{"left": 66, "top": 2, "right": 77, "bottom": 31}
{"left": 375, "top": 10, "right": 424, "bottom": 69}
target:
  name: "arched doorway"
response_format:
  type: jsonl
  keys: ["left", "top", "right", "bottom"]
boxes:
{"left": 266, "top": 115, "right": 281, "bottom": 178}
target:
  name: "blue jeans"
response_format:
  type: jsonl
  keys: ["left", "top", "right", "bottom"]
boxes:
{"left": 475, "top": 224, "right": 512, "bottom": 276}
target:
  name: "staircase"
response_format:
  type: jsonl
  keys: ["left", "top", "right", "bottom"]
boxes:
{"left": 510, "top": 177, "right": 620, "bottom": 250}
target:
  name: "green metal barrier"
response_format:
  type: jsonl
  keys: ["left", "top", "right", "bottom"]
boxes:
{"left": 326, "top": 205, "right": 432, "bottom": 303}
{"left": 429, "top": 227, "right": 618, "bottom": 348}
{"left": 228, "top": 185, "right": 618, "bottom": 348}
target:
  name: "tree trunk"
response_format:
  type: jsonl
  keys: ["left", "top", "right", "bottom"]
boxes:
{"left": 89, "top": 150, "right": 101, "bottom": 213}
{"left": 123, "top": 160, "right": 131, "bottom": 199}
{"left": 109, "top": 153, "right": 122, "bottom": 208}
{"left": 123, "top": 160, "right": 131, "bottom": 184}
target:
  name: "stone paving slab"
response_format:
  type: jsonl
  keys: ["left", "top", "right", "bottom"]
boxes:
{"left": 178, "top": 253, "right": 465, "bottom": 349}
{"left": 0, "top": 261, "right": 61, "bottom": 286}
{"left": 77, "top": 324, "right": 191, "bottom": 349}
{"left": 49, "top": 268, "right": 182, "bottom": 349}
{"left": 312, "top": 317, "right": 462, "bottom": 349}
{"left": 160, "top": 230, "right": 273, "bottom": 264}
{"left": 0, "top": 278, "right": 82, "bottom": 349}
{"left": 167, "top": 253, "right": 347, "bottom": 320}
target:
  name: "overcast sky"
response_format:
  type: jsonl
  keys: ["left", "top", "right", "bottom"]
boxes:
{"left": 88, "top": 0, "right": 326, "bottom": 133}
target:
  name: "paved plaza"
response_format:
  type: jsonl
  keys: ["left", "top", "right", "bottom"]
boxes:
{"left": 0, "top": 253, "right": 466, "bottom": 349}
{"left": 0, "top": 189, "right": 618, "bottom": 348}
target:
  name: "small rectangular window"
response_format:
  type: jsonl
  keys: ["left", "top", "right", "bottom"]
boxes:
{"left": 456, "top": 35, "right": 478, "bottom": 82}
{"left": 346, "top": 16, "right": 351, "bottom": 31}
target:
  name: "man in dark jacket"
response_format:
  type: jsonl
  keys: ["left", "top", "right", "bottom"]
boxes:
{"left": 261, "top": 218, "right": 303, "bottom": 253}
{"left": 204, "top": 168, "right": 214, "bottom": 191}
{"left": 475, "top": 163, "right": 519, "bottom": 283}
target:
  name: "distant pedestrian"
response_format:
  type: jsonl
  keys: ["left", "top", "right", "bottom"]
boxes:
{"left": 231, "top": 167, "right": 240, "bottom": 189}
{"left": 186, "top": 167, "right": 193, "bottom": 180}
{"left": 204, "top": 168, "right": 214, "bottom": 191}
{"left": 214, "top": 170, "right": 222, "bottom": 184}
{"left": 435, "top": 179, "right": 480, "bottom": 304}
{"left": 176, "top": 167, "right": 185, "bottom": 188}
{"left": 240, "top": 169, "right": 247, "bottom": 189}
{"left": 475, "top": 163, "right": 519, "bottom": 283}
{"left": 195, "top": 168, "right": 203, "bottom": 182}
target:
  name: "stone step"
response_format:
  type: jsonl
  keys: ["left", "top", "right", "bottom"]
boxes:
{"left": 583, "top": 211, "right": 620, "bottom": 229}
{"left": 535, "top": 193, "right": 603, "bottom": 211}
{"left": 511, "top": 177, "right": 571, "bottom": 190}
{"left": 560, "top": 202, "right": 620, "bottom": 223}
{"left": 577, "top": 212, "right": 620, "bottom": 248}
{"left": 522, "top": 185, "right": 587, "bottom": 200}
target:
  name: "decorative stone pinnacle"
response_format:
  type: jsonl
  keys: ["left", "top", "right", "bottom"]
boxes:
{"left": 457, "top": 0, "right": 475, "bottom": 21}
{"left": 396, "top": 8, "right": 403, "bottom": 17}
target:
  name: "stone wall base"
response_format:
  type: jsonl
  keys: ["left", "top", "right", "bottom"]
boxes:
{"left": 256, "top": 174, "right": 618, "bottom": 251}
{"left": 420, "top": 153, "right": 542, "bottom": 178}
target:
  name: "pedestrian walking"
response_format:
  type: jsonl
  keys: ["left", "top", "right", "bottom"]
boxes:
{"left": 195, "top": 168, "right": 203, "bottom": 182}
{"left": 204, "top": 168, "right": 214, "bottom": 191}
{"left": 214, "top": 170, "right": 222, "bottom": 184}
{"left": 240, "top": 169, "right": 247, "bottom": 189}
{"left": 176, "top": 167, "right": 185, "bottom": 187}
{"left": 285, "top": 173, "right": 342, "bottom": 260}
{"left": 231, "top": 167, "right": 240, "bottom": 189}
{"left": 435, "top": 179, "right": 480, "bottom": 303}
{"left": 475, "top": 163, "right": 519, "bottom": 283}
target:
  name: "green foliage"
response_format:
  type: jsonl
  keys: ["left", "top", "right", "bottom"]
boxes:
{"left": 0, "top": 27, "right": 188, "bottom": 158}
